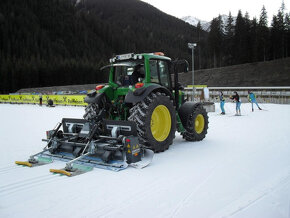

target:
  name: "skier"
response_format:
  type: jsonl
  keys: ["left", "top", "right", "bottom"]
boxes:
{"left": 248, "top": 91, "right": 262, "bottom": 111}
{"left": 219, "top": 91, "right": 225, "bottom": 115}
{"left": 230, "top": 91, "right": 241, "bottom": 116}
{"left": 39, "top": 93, "right": 43, "bottom": 106}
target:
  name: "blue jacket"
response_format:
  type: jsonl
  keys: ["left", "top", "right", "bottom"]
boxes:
{"left": 219, "top": 94, "right": 225, "bottom": 101}
{"left": 248, "top": 93, "right": 256, "bottom": 102}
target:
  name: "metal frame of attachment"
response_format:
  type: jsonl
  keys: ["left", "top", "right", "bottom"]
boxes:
{"left": 28, "top": 122, "right": 62, "bottom": 163}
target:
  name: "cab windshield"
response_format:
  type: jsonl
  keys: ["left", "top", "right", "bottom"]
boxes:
{"left": 113, "top": 61, "right": 145, "bottom": 86}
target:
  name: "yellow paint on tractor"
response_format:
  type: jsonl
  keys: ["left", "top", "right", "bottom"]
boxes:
{"left": 195, "top": 114, "right": 205, "bottom": 134}
{"left": 151, "top": 105, "right": 171, "bottom": 142}
{"left": 15, "top": 161, "right": 32, "bottom": 167}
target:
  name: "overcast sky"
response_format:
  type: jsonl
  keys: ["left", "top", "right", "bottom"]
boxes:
{"left": 141, "top": 0, "right": 287, "bottom": 22}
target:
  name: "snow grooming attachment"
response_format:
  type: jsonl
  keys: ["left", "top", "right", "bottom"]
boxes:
{"left": 16, "top": 117, "right": 153, "bottom": 177}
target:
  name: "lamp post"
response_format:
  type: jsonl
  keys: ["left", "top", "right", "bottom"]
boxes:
{"left": 188, "top": 43, "right": 197, "bottom": 101}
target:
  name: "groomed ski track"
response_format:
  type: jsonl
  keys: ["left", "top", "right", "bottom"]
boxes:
{"left": 0, "top": 103, "right": 289, "bottom": 218}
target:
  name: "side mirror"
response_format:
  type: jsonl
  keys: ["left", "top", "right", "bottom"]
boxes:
{"left": 172, "top": 60, "right": 189, "bottom": 74}
{"left": 177, "top": 82, "right": 184, "bottom": 90}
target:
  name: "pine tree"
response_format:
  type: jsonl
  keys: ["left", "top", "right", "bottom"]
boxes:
{"left": 250, "top": 17, "right": 258, "bottom": 62}
{"left": 224, "top": 12, "right": 235, "bottom": 65}
{"left": 196, "top": 21, "right": 202, "bottom": 69}
{"left": 234, "top": 10, "right": 250, "bottom": 64}
{"left": 258, "top": 5, "right": 269, "bottom": 61}
{"left": 285, "top": 13, "right": 290, "bottom": 57}
{"left": 271, "top": 1, "right": 287, "bottom": 59}
{"left": 271, "top": 15, "right": 279, "bottom": 59}
{"left": 244, "top": 12, "right": 252, "bottom": 63}
{"left": 277, "top": 0, "right": 286, "bottom": 58}
{"left": 208, "top": 15, "right": 224, "bottom": 68}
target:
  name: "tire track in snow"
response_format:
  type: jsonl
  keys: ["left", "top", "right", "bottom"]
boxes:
{"left": 0, "top": 174, "right": 65, "bottom": 197}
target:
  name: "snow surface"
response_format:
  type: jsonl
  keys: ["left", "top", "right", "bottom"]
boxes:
{"left": 0, "top": 103, "right": 290, "bottom": 218}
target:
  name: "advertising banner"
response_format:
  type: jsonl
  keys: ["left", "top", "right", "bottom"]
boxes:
{"left": 0, "top": 95, "right": 87, "bottom": 106}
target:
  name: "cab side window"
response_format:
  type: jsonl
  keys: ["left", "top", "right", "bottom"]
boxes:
{"left": 149, "top": 60, "right": 159, "bottom": 84}
{"left": 149, "top": 60, "right": 170, "bottom": 88}
{"left": 158, "top": 61, "right": 169, "bottom": 87}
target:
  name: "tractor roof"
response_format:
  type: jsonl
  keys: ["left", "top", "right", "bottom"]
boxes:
{"left": 109, "top": 52, "right": 171, "bottom": 63}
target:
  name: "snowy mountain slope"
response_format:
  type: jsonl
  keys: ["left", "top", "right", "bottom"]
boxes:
{"left": 0, "top": 103, "right": 290, "bottom": 218}
{"left": 181, "top": 16, "right": 209, "bottom": 31}
{"left": 181, "top": 14, "right": 236, "bottom": 32}
{"left": 181, "top": 16, "right": 210, "bottom": 31}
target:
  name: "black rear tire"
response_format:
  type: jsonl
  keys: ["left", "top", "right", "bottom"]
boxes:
{"left": 182, "top": 104, "right": 208, "bottom": 141}
{"left": 128, "top": 92, "right": 176, "bottom": 152}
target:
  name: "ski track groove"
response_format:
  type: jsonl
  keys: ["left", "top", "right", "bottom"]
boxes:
{"left": 0, "top": 165, "right": 20, "bottom": 170}
{"left": 0, "top": 174, "right": 64, "bottom": 197}
{"left": 87, "top": 177, "right": 165, "bottom": 217}
{"left": 0, "top": 165, "right": 23, "bottom": 173}
{"left": 0, "top": 169, "right": 23, "bottom": 176}
{"left": 170, "top": 165, "right": 219, "bottom": 218}
{"left": 218, "top": 170, "right": 290, "bottom": 218}
{"left": 209, "top": 168, "right": 290, "bottom": 218}
{"left": 92, "top": 175, "right": 195, "bottom": 218}
{"left": 0, "top": 174, "right": 52, "bottom": 189}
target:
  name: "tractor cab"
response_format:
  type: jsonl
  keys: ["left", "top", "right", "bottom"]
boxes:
{"left": 108, "top": 53, "right": 172, "bottom": 90}
{"left": 112, "top": 61, "right": 145, "bottom": 87}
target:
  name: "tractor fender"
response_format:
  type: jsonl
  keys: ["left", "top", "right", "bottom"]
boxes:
{"left": 84, "top": 91, "right": 106, "bottom": 104}
{"left": 124, "top": 84, "right": 173, "bottom": 104}
{"left": 178, "top": 102, "right": 202, "bottom": 130}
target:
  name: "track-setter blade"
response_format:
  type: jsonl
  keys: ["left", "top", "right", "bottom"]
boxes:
{"left": 15, "top": 157, "right": 53, "bottom": 167}
{"left": 15, "top": 161, "right": 33, "bottom": 167}
{"left": 50, "top": 164, "right": 93, "bottom": 177}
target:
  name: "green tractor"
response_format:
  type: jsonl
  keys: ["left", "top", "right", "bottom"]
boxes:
{"left": 84, "top": 52, "right": 209, "bottom": 152}
{"left": 16, "top": 52, "right": 209, "bottom": 176}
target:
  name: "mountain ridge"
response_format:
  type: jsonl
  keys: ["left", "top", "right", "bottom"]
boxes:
{"left": 181, "top": 14, "right": 237, "bottom": 31}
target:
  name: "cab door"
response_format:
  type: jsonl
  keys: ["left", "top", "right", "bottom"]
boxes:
{"left": 149, "top": 59, "right": 171, "bottom": 89}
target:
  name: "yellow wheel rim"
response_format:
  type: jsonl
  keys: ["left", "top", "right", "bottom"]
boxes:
{"left": 150, "top": 105, "right": 171, "bottom": 142}
{"left": 195, "top": 114, "right": 205, "bottom": 134}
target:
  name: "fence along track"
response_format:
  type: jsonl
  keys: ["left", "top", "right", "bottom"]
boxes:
{"left": 184, "top": 86, "right": 290, "bottom": 104}
{"left": 1, "top": 87, "right": 290, "bottom": 105}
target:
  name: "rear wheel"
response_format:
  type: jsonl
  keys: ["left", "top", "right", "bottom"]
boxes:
{"left": 182, "top": 104, "right": 208, "bottom": 141}
{"left": 83, "top": 94, "right": 110, "bottom": 121}
{"left": 128, "top": 92, "right": 176, "bottom": 152}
